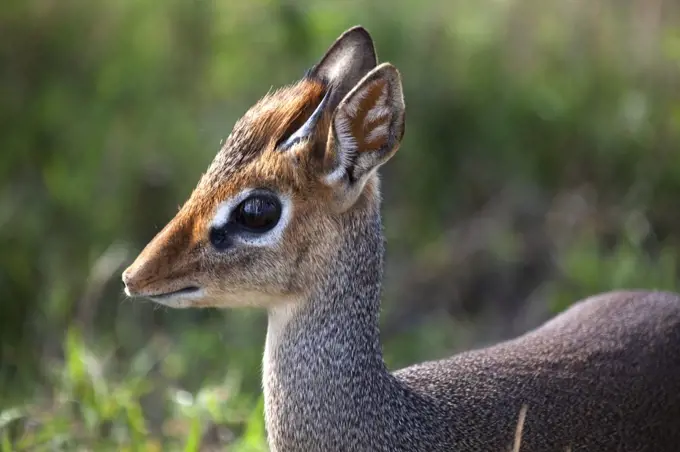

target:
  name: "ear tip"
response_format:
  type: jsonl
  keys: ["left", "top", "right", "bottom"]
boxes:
{"left": 309, "top": 25, "right": 379, "bottom": 110}
{"left": 375, "top": 62, "right": 400, "bottom": 75}
{"left": 334, "top": 25, "right": 377, "bottom": 60}
{"left": 341, "top": 25, "right": 373, "bottom": 43}
{"left": 368, "top": 63, "right": 403, "bottom": 88}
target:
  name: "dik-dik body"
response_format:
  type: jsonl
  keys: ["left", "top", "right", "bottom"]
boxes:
{"left": 122, "top": 26, "right": 680, "bottom": 451}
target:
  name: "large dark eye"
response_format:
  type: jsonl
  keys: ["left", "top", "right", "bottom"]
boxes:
{"left": 232, "top": 194, "right": 282, "bottom": 233}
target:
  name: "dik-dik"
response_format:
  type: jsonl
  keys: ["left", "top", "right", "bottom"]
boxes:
{"left": 122, "top": 26, "right": 680, "bottom": 451}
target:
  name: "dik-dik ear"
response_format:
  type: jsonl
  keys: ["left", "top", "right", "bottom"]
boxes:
{"left": 322, "top": 63, "right": 405, "bottom": 207}
{"left": 278, "top": 26, "right": 379, "bottom": 153}
{"left": 309, "top": 26, "right": 377, "bottom": 111}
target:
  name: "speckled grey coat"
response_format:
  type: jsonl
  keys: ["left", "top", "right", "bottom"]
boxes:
{"left": 264, "top": 202, "right": 680, "bottom": 451}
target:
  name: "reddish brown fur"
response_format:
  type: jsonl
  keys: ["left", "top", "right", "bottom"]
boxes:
{"left": 352, "top": 79, "right": 390, "bottom": 152}
{"left": 123, "top": 77, "right": 361, "bottom": 302}
{"left": 193, "top": 78, "right": 329, "bottom": 218}
{"left": 122, "top": 54, "right": 400, "bottom": 311}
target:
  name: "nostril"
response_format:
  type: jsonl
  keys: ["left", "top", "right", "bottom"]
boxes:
{"left": 121, "top": 267, "right": 135, "bottom": 288}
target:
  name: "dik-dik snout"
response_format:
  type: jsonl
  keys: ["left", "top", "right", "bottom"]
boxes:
{"left": 122, "top": 27, "right": 406, "bottom": 310}
{"left": 122, "top": 210, "right": 206, "bottom": 307}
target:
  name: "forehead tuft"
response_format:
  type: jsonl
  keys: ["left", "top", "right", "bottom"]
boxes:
{"left": 197, "top": 78, "right": 326, "bottom": 195}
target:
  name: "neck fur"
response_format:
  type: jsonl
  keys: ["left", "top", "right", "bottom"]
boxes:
{"left": 262, "top": 201, "right": 395, "bottom": 450}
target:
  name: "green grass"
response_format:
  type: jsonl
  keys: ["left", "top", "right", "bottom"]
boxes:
{"left": 0, "top": 328, "right": 268, "bottom": 451}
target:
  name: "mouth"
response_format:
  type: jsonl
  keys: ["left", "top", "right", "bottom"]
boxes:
{"left": 148, "top": 286, "right": 201, "bottom": 301}
{"left": 123, "top": 282, "right": 206, "bottom": 308}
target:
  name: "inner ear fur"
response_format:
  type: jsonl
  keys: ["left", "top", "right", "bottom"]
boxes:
{"left": 276, "top": 26, "right": 377, "bottom": 155}
{"left": 323, "top": 63, "right": 406, "bottom": 187}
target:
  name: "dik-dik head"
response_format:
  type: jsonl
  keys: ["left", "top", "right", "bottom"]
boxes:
{"left": 122, "top": 26, "right": 405, "bottom": 309}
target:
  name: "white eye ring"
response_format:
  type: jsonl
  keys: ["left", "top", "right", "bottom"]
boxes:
{"left": 209, "top": 189, "right": 293, "bottom": 248}
{"left": 210, "top": 188, "right": 256, "bottom": 230}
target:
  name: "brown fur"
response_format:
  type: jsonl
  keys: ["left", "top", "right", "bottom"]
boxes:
{"left": 352, "top": 79, "right": 390, "bottom": 151}
{"left": 122, "top": 71, "right": 394, "bottom": 306}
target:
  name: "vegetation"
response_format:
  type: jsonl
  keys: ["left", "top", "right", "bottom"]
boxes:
{"left": 2, "top": 0, "right": 680, "bottom": 449}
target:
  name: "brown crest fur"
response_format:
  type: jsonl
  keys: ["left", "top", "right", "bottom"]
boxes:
{"left": 122, "top": 75, "right": 381, "bottom": 305}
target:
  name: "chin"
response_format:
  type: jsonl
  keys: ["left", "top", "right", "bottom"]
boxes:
{"left": 146, "top": 291, "right": 247, "bottom": 309}
{"left": 133, "top": 285, "right": 300, "bottom": 310}
{"left": 147, "top": 288, "right": 209, "bottom": 308}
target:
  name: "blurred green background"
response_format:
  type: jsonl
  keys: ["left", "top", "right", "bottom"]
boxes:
{"left": 2, "top": 0, "right": 680, "bottom": 449}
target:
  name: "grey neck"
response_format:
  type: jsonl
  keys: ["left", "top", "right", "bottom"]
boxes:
{"left": 262, "top": 203, "right": 408, "bottom": 450}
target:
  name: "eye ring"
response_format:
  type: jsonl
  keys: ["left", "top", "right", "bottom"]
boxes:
{"left": 231, "top": 192, "right": 282, "bottom": 233}
{"left": 208, "top": 190, "right": 284, "bottom": 251}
